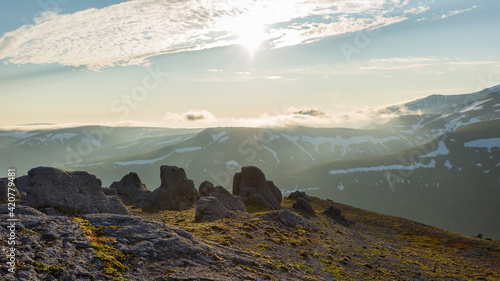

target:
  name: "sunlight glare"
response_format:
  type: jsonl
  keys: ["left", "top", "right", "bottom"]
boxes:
{"left": 234, "top": 14, "right": 264, "bottom": 53}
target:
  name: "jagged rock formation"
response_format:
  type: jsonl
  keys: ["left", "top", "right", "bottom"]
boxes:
{"left": 195, "top": 196, "right": 232, "bottom": 222}
{"left": 109, "top": 172, "right": 151, "bottom": 207}
{"left": 199, "top": 181, "right": 246, "bottom": 212}
{"left": 232, "top": 166, "right": 282, "bottom": 210}
{"left": 143, "top": 166, "right": 197, "bottom": 211}
{"left": 323, "top": 204, "right": 352, "bottom": 226}
{"left": 0, "top": 205, "right": 293, "bottom": 281}
{"left": 0, "top": 178, "right": 21, "bottom": 204}
{"left": 292, "top": 197, "right": 317, "bottom": 217}
{"left": 21, "top": 167, "right": 129, "bottom": 215}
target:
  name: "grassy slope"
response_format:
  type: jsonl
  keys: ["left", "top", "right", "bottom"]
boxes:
{"left": 133, "top": 197, "right": 500, "bottom": 280}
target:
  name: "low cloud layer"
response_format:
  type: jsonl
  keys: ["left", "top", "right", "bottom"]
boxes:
{"left": 0, "top": 0, "right": 434, "bottom": 70}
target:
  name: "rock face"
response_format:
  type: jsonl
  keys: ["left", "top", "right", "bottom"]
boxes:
{"left": 143, "top": 166, "right": 197, "bottom": 211}
{"left": 0, "top": 178, "right": 21, "bottom": 204}
{"left": 195, "top": 196, "right": 232, "bottom": 222}
{"left": 102, "top": 187, "right": 118, "bottom": 196}
{"left": 21, "top": 167, "right": 129, "bottom": 215}
{"left": 292, "top": 197, "right": 317, "bottom": 217}
{"left": 323, "top": 204, "right": 352, "bottom": 226}
{"left": 199, "top": 181, "right": 246, "bottom": 212}
{"left": 109, "top": 172, "right": 151, "bottom": 207}
{"left": 14, "top": 175, "right": 30, "bottom": 195}
{"left": 232, "top": 166, "right": 282, "bottom": 210}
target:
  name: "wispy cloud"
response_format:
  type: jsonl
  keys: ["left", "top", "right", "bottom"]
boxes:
{"left": 0, "top": 0, "right": 430, "bottom": 70}
{"left": 164, "top": 110, "right": 217, "bottom": 123}
{"left": 358, "top": 57, "right": 437, "bottom": 70}
{"left": 436, "top": 5, "right": 478, "bottom": 19}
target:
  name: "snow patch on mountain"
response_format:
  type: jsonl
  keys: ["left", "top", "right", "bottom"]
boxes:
{"left": 262, "top": 145, "right": 280, "bottom": 164}
{"left": 460, "top": 98, "right": 493, "bottom": 113}
{"left": 442, "top": 116, "right": 482, "bottom": 133}
{"left": 72, "top": 161, "right": 105, "bottom": 167}
{"left": 420, "top": 141, "right": 450, "bottom": 158}
{"left": 83, "top": 137, "right": 101, "bottom": 148}
{"left": 50, "top": 133, "right": 77, "bottom": 142}
{"left": 156, "top": 137, "right": 182, "bottom": 146}
{"left": 0, "top": 132, "right": 38, "bottom": 138}
{"left": 116, "top": 140, "right": 140, "bottom": 149}
{"left": 444, "top": 160, "right": 453, "bottom": 170}
{"left": 464, "top": 138, "right": 500, "bottom": 152}
{"left": 175, "top": 147, "right": 202, "bottom": 153}
{"left": 114, "top": 152, "right": 173, "bottom": 166}
{"left": 300, "top": 135, "right": 400, "bottom": 151}
{"left": 329, "top": 159, "right": 436, "bottom": 175}
{"left": 281, "top": 134, "right": 314, "bottom": 160}
{"left": 207, "top": 131, "right": 226, "bottom": 146}
{"left": 226, "top": 160, "right": 241, "bottom": 169}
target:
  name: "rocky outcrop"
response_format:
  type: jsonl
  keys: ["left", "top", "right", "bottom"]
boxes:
{"left": 21, "top": 167, "right": 129, "bottom": 215}
{"left": 142, "top": 166, "right": 197, "bottom": 211}
{"left": 323, "top": 204, "right": 352, "bottom": 226}
{"left": 109, "top": 172, "right": 151, "bottom": 207}
{"left": 195, "top": 196, "right": 232, "bottom": 222}
{"left": 0, "top": 178, "right": 21, "bottom": 204}
{"left": 199, "top": 181, "right": 246, "bottom": 212}
{"left": 287, "top": 190, "right": 310, "bottom": 201}
{"left": 260, "top": 209, "right": 311, "bottom": 228}
{"left": 232, "top": 166, "right": 282, "bottom": 210}
{"left": 292, "top": 197, "right": 317, "bottom": 217}
{"left": 0, "top": 205, "right": 290, "bottom": 281}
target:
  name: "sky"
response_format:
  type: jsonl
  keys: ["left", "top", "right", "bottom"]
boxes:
{"left": 0, "top": 0, "right": 499, "bottom": 129}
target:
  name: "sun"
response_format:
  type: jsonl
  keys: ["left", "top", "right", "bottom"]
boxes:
{"left": 233, "top": 14, "right": 264, "bottom": 53}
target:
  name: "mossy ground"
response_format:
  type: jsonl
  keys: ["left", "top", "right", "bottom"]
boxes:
{"left": 134, "top": 196, "right": 500, "bottom": 280}
{"left": 74, "top": 217, "right": 130, "bottom": 280}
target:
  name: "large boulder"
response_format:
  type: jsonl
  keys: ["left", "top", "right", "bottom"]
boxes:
{"left": 292, "top": 197, "right": 316, "bottom": 217}
{"left": 0, "top": 178, "right": 21, "bottom": 203}
{"left": 323, "top": 204, "right": 352, "bottom": 226}
{"left": 232, "top": 166, "right": 282, "bottom": 210}
{"left": 143, "top": 166, "right": 197, "bottom": 211}
{"left": 199, "top": 181, "right": 246, "bottom": 212}
{"left": 260, "top": 209, "right": 310, "bottom": 228}
{"left": 21, "top": 167, "right": 129, "bottom": 215}
{"left": 194, "top": 196, "right": 232, "bottom": 222}
{"left": 109, "top": 172, "right": 151, "bottom": 207}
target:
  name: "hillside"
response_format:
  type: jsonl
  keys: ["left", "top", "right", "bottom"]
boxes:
{"left": 2, "top": 195, "right": 499, "bottom": 280}
{"left": 138, "top": 196, "right": 500, "bottom": 280}
{"left": 291, "top": 120, "right": 500, "bottom": 239}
